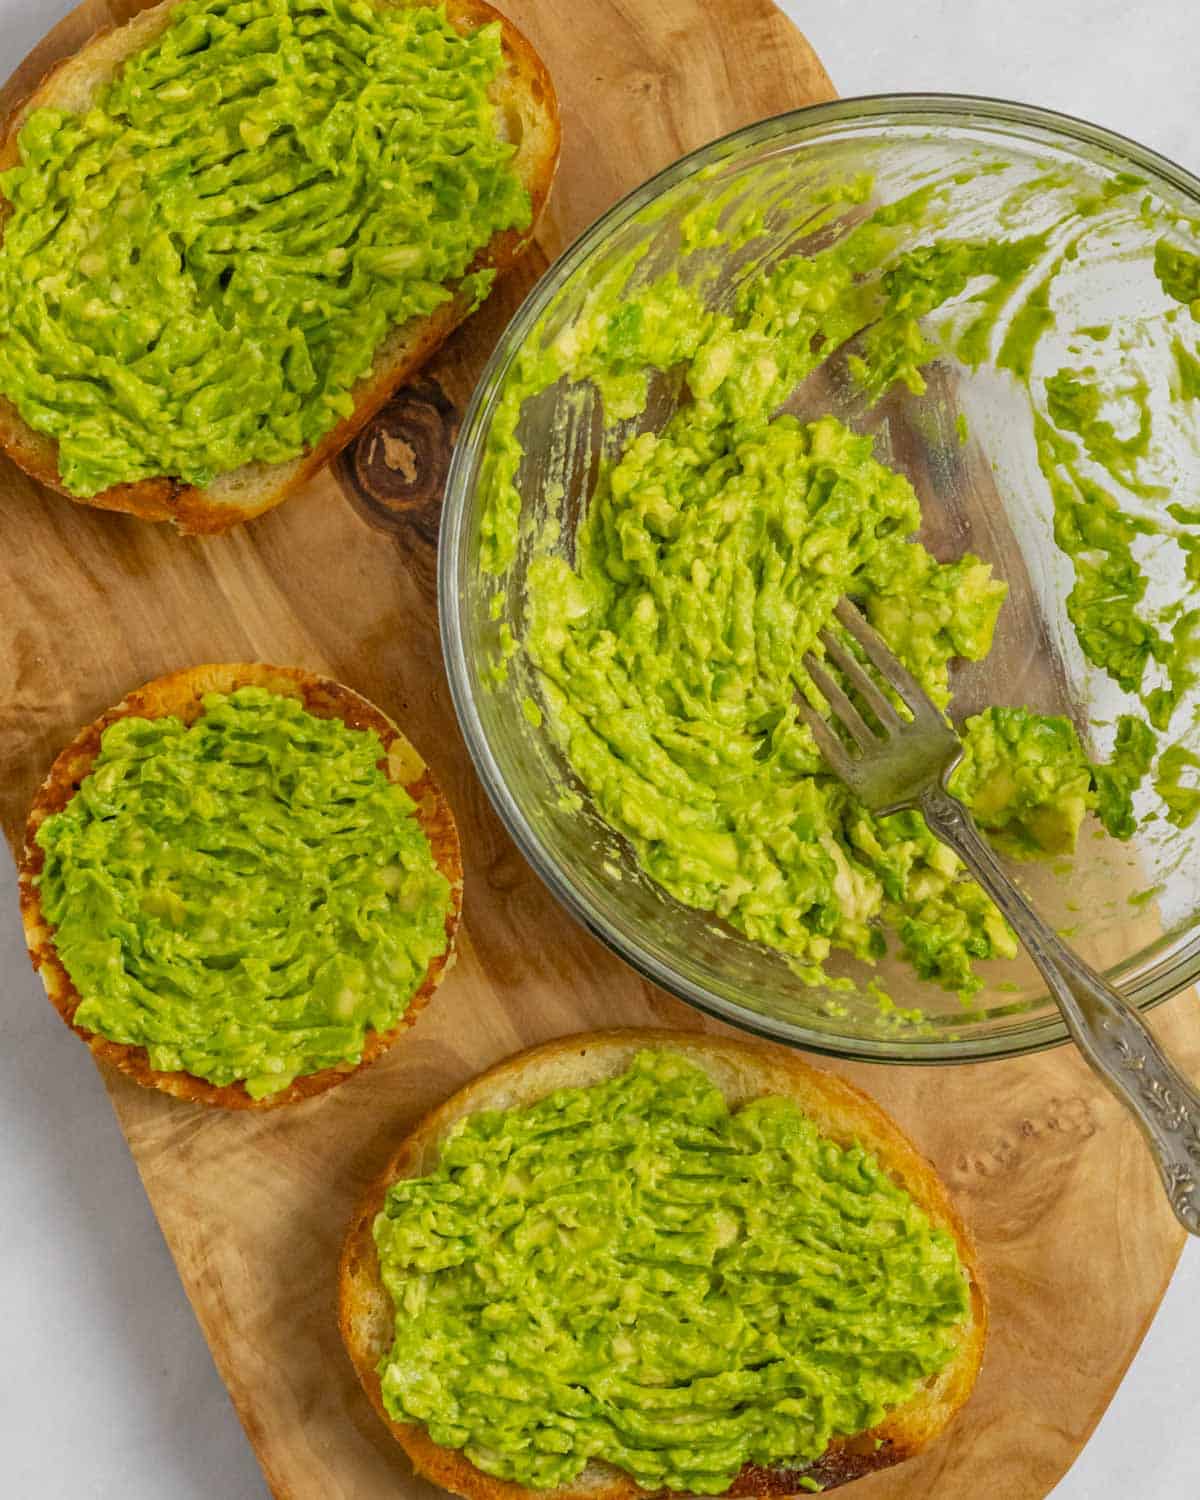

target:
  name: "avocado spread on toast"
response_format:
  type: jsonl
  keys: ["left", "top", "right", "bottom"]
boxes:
{"left": 373, "top": 1050, "right": 971, "bottom": 1492}
{"left": 0, "top": 0, "right": 530, "bottom": 495}
{"left": 35, "top": 687, "right": 451, "bottom": 1097}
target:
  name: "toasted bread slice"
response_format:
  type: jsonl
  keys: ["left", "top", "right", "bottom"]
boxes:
{"left": 18, "top": 663, "right": 464, "bottom": 1109}
{"left": 0, "top": 0, "right": 559, "bottom": 533}
{"left": 340, "top": 1029, "right": 987, "bottom": 1497}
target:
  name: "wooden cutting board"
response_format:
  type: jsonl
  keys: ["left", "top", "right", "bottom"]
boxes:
{"left": 2, "top": 2, "right": 1197, "bottom": 1497}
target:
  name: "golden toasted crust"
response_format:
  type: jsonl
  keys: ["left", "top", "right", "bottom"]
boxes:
{"left": 0, "top": 0, "right": 560, "bottom": 532}
{"left": 339, "top": 1030, "right": 988, "bottom": 1498}
{"left": 17, "top": 663, "right": 464, "bottom": 1109}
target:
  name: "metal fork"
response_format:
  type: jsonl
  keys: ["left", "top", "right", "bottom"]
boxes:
{"left": 797, "top": 597, "right": 1200, "bottom": 1237}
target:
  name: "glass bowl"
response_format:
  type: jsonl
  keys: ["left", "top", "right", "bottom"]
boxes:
{"left": 439, "top": 95, "right": 1200, "bottom": 1063}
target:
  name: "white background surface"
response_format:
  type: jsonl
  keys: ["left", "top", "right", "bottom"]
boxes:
{"left": 2, "top": 0, "right": 1199, "bottom": 1495}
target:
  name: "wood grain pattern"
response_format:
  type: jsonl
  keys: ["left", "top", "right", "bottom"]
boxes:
{"left": 1, "top": 2, "right": 1197, "bottom": 1498}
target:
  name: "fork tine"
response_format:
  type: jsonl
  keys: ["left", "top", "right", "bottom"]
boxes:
{"left": 794, "top": 695, "right": 858, "bottom": 782}
{"left": 817, "top": 626, "right": 902, "bottom": 729}
{"left": 833, "top": 598, "right": 944, "bottom": 723}
{"left": 801, "top": 651, "right": 877, "bottom": 751}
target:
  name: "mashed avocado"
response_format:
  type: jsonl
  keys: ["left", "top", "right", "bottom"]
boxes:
{"left": 0, "top": 0, "right": 529, "bottom": 495}
{"left": 948, "top": 707, "right": 1096, "bottom": 858}
{"left": 526, "top": 413, "right": 1019, "bottom": 993}
{"left": 36, "top": 687, "right": 451, "bottom": 1097}
{"left": 373, "top": 1050, "right": 970, "bottom": 1492}
{"left": 483, "top": 162, "right": 1193, "bottom": 1003}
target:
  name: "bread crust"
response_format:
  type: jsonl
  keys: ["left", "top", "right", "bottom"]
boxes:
{"left": 339, "top": 1030, "right": 988, "bottom": 1497}
{"left": 17, "top": 663, "right": 464, "bottom": 1109}
{"left": 0, "top": 0, "right": 560, "bottom": 532}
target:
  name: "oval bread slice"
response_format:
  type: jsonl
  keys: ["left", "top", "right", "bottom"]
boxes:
{"left": 18, "top": 662, "right": 464, "bottom": 1109}
{"left": 0, "top": 0, "right": 560, "bottom": 532}
{"left": 340, "top": 1028, "right": 987, "bottom": 1497}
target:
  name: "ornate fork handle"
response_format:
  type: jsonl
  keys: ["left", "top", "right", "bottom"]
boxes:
{"left": 920, "top": 782, "right": 1200, "bottom": 1236}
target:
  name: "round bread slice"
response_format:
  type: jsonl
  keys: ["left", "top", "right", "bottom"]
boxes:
{"left": 0, "top": 0, "right": 560, "bottom": 532}
{"left": 18, "top": 662, "right": 463, "bottom": 1109}
{"left": 340, "top": 1028, "right": 988, "bottom": 1497}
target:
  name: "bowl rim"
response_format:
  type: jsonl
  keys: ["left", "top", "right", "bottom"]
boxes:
{"left": 438, "top": 92, "right": 1200, "bottom": 1065}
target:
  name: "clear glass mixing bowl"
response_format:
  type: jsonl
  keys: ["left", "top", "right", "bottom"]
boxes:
{"left": 440, "top": 96, "right": 1200, "bottom": 1062}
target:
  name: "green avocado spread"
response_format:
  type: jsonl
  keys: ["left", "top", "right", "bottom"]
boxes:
{"left": 0, "top": 0, "right": 529, "bottom": 495}
{"left": 482, "top": 162, "right": 1200, "bottom": 1004}
{"left": 526, "top": 413, "right": 1021, "bottom": 994}
{"left": 373, "top": 1050, "right": 970, "bottom": 1492}
{"left": 35, "top": 687, "right": 451, "bottom": 1097}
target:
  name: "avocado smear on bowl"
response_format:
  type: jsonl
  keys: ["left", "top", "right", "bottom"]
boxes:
{"left": 35, "top": 688, "right": 452, "bottom": 1098}
{"left": 373, "top": 1050, "right": 970, "bottom": 1492}
{"left": 480, "top": 161, "right": 1200, "bottom": 1007}
{"left": 0, "top": 0, "right": 530, "bottom": 495}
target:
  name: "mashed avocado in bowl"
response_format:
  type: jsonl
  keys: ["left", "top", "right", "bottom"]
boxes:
{"left": 441, "top": 98, "right": 1200, "bottom": 1060}
{"left": 27, "top": 681, "right": 456, "bottom": 1101}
